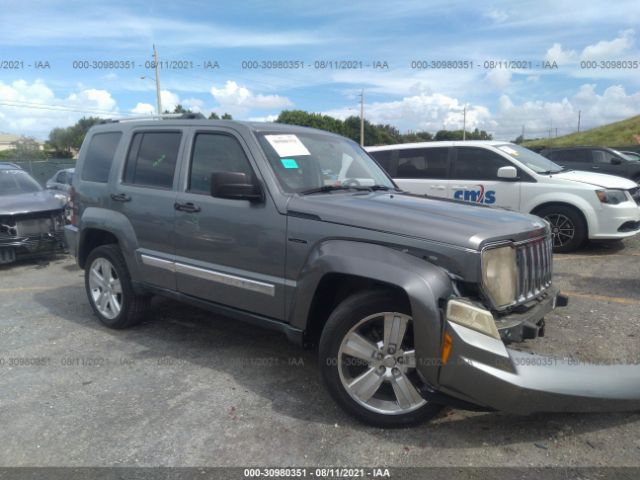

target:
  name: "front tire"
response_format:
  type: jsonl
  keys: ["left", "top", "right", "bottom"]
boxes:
{"left": 319, "top": 290, "right": 443, "bottom": 427}
{"left": 535, "top": 205, "right": 587, "bottom": 253}
{"left": 85, "top": 244, "right": 150, "bottom": 329}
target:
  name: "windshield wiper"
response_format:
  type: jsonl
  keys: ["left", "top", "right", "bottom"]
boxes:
{"left": 300, "top": 184, "right": 397, "bottom": 195}
{"left": 300, "top": 185, "right": 357, "bottom": 195}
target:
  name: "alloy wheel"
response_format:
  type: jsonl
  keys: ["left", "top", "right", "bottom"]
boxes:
{"left": 337, "top": 312, "right": 426, "bottom": 415}
{"left": 545, "top": 213, "right": 575, "bottom": 247}
{"left": 88, "top": 257, "right": 123, "bottom": 320}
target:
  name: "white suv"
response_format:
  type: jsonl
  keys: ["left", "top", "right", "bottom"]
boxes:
{"left": 367, "top": 141, "right": 640, "bottom": 252}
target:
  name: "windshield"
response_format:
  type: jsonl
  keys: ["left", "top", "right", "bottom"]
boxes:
{"left": 495, "top": 144, "right": 564, "bottom": 174}
{"left": 0, "top": 169, "right": 43, "bottom": 195}
{"left": 612, "top": 149, "right": 638, "bottom": 161}
{"left": 257, "top": 131, "right": 396, "bottom": 193}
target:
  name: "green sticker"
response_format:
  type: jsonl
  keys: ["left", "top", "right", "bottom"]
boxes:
{"left": 280, "top": 158, "right": 299, "bottom": 169}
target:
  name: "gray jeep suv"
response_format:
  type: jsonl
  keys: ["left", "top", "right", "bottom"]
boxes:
{"left": 65, "top": 116, "right": 640, "bottom": 426}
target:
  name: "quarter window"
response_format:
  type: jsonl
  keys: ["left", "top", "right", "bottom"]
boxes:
{"left": 123, "top": 132, "right": 181, "bottom": 188}
{"left": 395, "top": 148, "right": 448, "bottom": 179}
{"left": 189, "top": 133, "right": 254, "bottom": 195}
{"left": 453, "top": 148, "right": 510, "bottom": 180}
{"left": 81, "top": 132, "right": 122, "bottom": 183}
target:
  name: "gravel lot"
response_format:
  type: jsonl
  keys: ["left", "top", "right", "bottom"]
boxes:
{"left": 0, "top": 237, "right": 639, "bottom": 468}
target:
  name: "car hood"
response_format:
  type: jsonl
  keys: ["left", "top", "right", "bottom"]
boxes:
{"left": 0, "top": 190, "right": 66, "bottom": 216}
{"left": 551, "top": 170, "right": 637, "bottom": 189}
{"left": 287, "top": 192, "right": 548, "bottom": 251}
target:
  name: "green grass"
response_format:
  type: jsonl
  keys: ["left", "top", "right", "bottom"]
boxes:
{"left": 522, "top": 115, "right": 640, "bottom": 149}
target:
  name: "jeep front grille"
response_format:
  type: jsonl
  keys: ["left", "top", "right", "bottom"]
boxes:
{"left": 515, "top": 236, "right": 553, "bottom": 303}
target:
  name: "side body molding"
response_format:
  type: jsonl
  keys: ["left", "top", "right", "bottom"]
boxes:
{"left": 288, "top": 240, "right": 453, "bottom": 384}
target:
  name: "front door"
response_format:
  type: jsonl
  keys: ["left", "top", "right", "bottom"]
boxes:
{"left": 449, "top": 147, "right": 521, "bottom": 211}
{"left": 391, "top": 146, "right": 451, "bottom": 198}
{"left": 174, "top": 128, "right": 287, "bottom": 320}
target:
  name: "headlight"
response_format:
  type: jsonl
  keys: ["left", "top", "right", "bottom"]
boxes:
{"left": 596, "top": 189, "right": 628, "bottom": 205}
{"left": 446, "top": 299, "right": 500, "bottom": 339}
{"left": 481, "top": 245, "right": 517, "bottom": 309}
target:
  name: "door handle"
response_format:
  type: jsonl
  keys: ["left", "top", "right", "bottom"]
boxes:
{"left": 110, "top": 193, "right": 131, "bottom": 202}
{"left": 592, "top": 166, "right": 600, "bottom": 169}
{"left": 430, "top": 185, "right": 446, "bottom": 190}
{"left": 174, "top": 202, "right": 201, "bottom": 213}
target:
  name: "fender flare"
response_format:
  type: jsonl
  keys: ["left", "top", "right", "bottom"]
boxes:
{"left": 78, "top": 207, "right": 141, "bottom": 280}
{"left": 289, "top": 240, "right": 454, "bottom": 384}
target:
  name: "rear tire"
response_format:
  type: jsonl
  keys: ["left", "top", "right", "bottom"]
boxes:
{"left": 535, "top": 205, "right": 587, "bottom": 253}
{"left": 85, "top": 244, "right": 150, "bottom": 329}
{"left": 319, "top": 290, "right": 443, "bottom": 427}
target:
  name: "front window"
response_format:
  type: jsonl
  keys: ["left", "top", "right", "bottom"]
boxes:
{"left": 257, "top": 131, "right": 395, "bottom": 193}
{"left": 495, "top": 144, "right": 564, "bottom": 174}
{"left": 0, "top": 169, "right": 42, "bottom": 195}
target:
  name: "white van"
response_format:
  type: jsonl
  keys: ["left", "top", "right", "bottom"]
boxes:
{"left": 366, "top": 141, "right": 640, "bottom": 252}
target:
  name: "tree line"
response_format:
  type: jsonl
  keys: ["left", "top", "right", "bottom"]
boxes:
{"left": 7, "top": 106, "right": 493, "bottom": 159}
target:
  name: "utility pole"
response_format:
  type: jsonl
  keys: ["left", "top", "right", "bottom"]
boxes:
{"left": 521, "top": 124, "right": 525, "bottom": 141}
{"left": 462, "top": 105, "right": 467, "bottom": 141}
{"left": 153, "top": 45, "right": 163, "bottom": 115}
{"left": 577, "top": 110, "right": 581, "bottom": 132}
{"left": 359, "top": 89, "right": 365, "bottom": 147}
{"left": 555, "top": 127, "right": 558, "bottom": 138}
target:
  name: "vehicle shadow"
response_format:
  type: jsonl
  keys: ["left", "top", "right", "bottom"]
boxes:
{"left": 33, "top": 285, "right": 640, "bottom": 448}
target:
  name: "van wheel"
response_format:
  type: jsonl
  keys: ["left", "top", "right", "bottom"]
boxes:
{"left": 85, "top": 244, "right": 150, "bottom": 329}
{"left": 319, "top": 290, "right": 443, "bottom": 427}
{"left": 535, "top": 205, "right": 586, "bottom": 253}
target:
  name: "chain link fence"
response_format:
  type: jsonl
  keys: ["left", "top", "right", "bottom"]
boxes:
{"left": 11, "top": 159, "right": 76, "bottom": 186}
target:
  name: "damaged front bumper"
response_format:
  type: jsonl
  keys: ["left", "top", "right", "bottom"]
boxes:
{"left": 0, "top": 211, "right": 66, "bottom": 264}
{"left": 428, "top": 290, "right": 640, "bottom": 414}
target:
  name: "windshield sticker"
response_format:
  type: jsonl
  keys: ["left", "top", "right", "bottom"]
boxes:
{"left": 498, "top": 145, "right": 519, "bottom": 156}
{"left": 280, "top": 158, "right": 299, "bottom": 169}
{"left": 265, "top": 134, "right": 311, "bottom": 157}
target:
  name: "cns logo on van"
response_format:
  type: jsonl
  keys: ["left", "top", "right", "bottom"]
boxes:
{"left": 454, "top": 185, "right": 496, "bottom": 204}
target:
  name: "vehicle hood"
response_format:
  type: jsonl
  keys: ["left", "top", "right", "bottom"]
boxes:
{"left": 287, "top": 192, "right": 548, "bottom": 251}
{"left": 0, "top": 190, "right": 66, "bottom": 216}
{"left": 551, "top": 170, "right": 637, "bottom": 189}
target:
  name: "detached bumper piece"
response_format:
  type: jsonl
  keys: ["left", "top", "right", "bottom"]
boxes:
{"left": 0, "top": 210, "right": 66, "bottom": 264}
{"left": 434, "top": 291, "right": 640, "bottom": 414}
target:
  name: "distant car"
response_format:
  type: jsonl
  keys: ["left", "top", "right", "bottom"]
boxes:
{"left": 367, "top": 141, "right": 640, "bottom": 252}
{"left": 540, "top": 147, "right": 640, "bottom": 184}
{"left": 621, "top": 151, "right": 640, "bottom": 161}
{"left": 46, "top": 168, "right": 75, "bottom": 193}
{"left": 0, "top": 163, "right": 67, "bottom": 264}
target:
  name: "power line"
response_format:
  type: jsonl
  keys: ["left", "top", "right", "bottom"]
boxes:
{"left": 0, "top": 100, "right": 127, "bottom": 116}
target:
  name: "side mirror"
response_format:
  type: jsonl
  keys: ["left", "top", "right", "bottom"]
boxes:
{"left": 497, "top": 166, "right": 518, "bottom": 180}
{"left": 611, "top": 157, "right": 622, "bottom": 165}
{"left": 210, "top": 171, "right": 263, "bottom": 202}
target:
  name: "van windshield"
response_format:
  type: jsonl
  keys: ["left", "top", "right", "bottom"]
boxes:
{"left": 495, "top": 144, "right": 564, "bottom": 174}
{"left": 257, "top": 131, "right": 396, "bottom": 194}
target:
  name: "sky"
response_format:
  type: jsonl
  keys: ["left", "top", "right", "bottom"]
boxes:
{"left": 1, "top": 0, "right": 640, "bottom": 141}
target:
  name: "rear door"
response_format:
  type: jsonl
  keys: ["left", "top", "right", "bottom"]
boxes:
{"left": 386, "top": 147, "right": 451, "bottom": 197}
{"left": 450, "top": 147, "right": 520, "bottom": 210}
{"left": 109, "top": 128, "right": 183, "bottom": 290}
{"left": 549, "top": 149, "right": 592, "bottom": 171}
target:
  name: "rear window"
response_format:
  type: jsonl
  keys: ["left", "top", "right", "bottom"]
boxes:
{"left": 82, "top": 132, "right": 122, "bottom": 183}
{"left": 123, "top": 131, "right": 182, "bottom": 188}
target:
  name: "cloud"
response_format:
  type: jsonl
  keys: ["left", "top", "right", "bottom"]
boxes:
{"left": 324, "top": 92, "right": 492, "bottom": 133}
{"left": 130, "top": 103, "right": 155, "bottom": 115}
{"left": 160, "top": 90, "right": 180, "bottom": 113}
{"left": 485, "top": 69, "right": 512, "bottom": 90}
{"left": 248, "top": 115, "right": 279, "bottom": 122}
{"left": 0, "top": 79, "right": 118, "bottom": 139}
{"left": 485, "top": 9, "right": 509, "bottom": 23}
{"left": 545, "top": 43, "right": 577, "bottom": 65}
{"left": 210, "top": 81, "right": 293, "bottom": 115}
{"left": 581, "top": 29, "right": 635, "bottom": 59}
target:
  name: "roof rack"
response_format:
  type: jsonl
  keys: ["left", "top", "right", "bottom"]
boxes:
{"left": 99, "top": 112, "right": 206, "bottom": 124}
